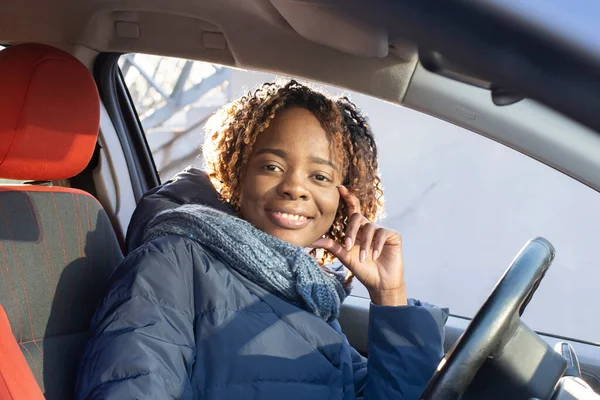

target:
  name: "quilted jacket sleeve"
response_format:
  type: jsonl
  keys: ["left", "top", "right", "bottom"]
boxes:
{"left": 75, "top": 238, "right": 197, "bottom": 400}
{"left": 352, "top": 299, "right": 448, "bottom": 400}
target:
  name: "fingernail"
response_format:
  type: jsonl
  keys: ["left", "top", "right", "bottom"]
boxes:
{"left": 373, "top": 250, "right": 380, "bottom": 260}
{"left": 360, "top": 250, "right": 366, "bottom": 263}
{"left": 345, "top": 237, "right": 353, "bottom": 250}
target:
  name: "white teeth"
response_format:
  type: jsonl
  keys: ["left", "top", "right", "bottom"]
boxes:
{"left": 275, "top": 212, "right": 307, "bottom": 221}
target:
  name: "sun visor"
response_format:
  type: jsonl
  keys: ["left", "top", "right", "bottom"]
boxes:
{"left": 270, "top": 0, "right": 389, "bottom": 58}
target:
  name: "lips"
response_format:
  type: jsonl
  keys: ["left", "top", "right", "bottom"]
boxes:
{"left": 266, "top": 209, "right": 313, "bottom": 230}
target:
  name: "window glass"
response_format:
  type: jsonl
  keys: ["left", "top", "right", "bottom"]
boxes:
{"left": 0, "top": 179, "right": 25, "bottom": 185}
{"left": 119, "top": 54, "right": 230, "bottom": 181}
{"left": 120, "top": 53, "right": 600, "bottom": 343}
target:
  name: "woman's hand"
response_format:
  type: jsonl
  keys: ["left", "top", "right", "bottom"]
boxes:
{"left": 312, "top": 186, "right": 408, "bottom": 306}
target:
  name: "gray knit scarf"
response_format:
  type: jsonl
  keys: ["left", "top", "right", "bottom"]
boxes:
{"left": 143, "top": 204, "right": 350, "bottom": 322}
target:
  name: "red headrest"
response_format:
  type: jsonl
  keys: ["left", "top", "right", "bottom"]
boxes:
{"left": 0, "top": 43, "right": 100, "bottom": 181}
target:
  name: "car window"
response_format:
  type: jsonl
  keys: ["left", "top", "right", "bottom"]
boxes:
{"left": 118, "top": 54, "right": 230, "bottom": 182}
{"left": 121, "top": 53, "right": 600, "bottom": 344}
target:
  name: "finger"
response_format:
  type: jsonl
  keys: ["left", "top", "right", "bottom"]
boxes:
{"left": 311, "top": 237, "right": 350, "bottom": 265}
{"left": 358, "top": 223, "right": 377, "bottom": 263}
{"left": 345, "top": 212, "right": 367, "bottom": 250}
{"left": 372, "top": 228, "right": 389, "bottom": 261}
{"left": 338, "top": 185, "right": 361, "bottom": 216}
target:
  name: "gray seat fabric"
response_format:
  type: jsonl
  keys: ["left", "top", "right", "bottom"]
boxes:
{"left": 0, "top": 186, "right": 123, "bottom": 399}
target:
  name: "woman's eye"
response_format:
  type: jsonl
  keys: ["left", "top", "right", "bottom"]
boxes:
{"left": 263, "top": 165, "right": 282, "bottom": 172}
{"left": 314, "top": 174, "right": 330, "bottom": 182}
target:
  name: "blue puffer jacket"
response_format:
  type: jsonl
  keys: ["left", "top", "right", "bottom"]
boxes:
{"left": 76, "top": 167, "right": 448, "bottom": 400}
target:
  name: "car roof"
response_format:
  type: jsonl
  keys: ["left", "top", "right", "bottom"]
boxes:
{"left": 2, "top": 0, "right": 600, "bottom": 193}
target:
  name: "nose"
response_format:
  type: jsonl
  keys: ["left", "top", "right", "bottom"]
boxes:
{"left": 277, "top": 172, "right": 311, "bottom": 200}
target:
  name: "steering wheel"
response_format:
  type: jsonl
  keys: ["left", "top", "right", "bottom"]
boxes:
{"left": 420, "top": 237, "right": 557, "bottom": 400}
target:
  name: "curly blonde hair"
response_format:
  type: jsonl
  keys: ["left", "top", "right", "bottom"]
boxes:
{"left": 203, "top": 80, "right": 384, "bottom": 264}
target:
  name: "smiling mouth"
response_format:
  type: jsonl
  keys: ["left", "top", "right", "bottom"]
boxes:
{"left": 266, "top": 210, "right": 313, "bottom": 230}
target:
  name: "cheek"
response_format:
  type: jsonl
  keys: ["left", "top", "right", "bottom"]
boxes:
{"left": 240, "top": 174, "right": 271, "bottom": 210}
{"left": 239, "top": 176, "right": 257, "bottom": 213}
{"left": 318, "top": 190, "right": 341, "bottom": 223}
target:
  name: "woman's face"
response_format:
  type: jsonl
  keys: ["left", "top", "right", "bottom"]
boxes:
{"left": 240, "top": 107, "right": 342, "bottom": 247}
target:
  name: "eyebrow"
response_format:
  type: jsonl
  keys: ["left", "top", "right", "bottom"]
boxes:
{"left": 255, "top": 148, "right": 339, "bottom": 171}
{"left": 256, "top": 148, "right": 287, "bottom": 158}
{"left": 308, "top": 156, "right": 339, "bottom": 171}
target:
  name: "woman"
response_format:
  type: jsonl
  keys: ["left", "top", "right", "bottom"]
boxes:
{"left": 76, "top": 80, "right": 448, "bottom": 399}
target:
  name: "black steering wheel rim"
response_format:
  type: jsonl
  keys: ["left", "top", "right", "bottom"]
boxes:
{"left": 420, "top": 237, "right": 555, "bottom": 400}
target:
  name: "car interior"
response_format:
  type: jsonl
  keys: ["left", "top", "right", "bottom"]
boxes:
{"left": 0, "top": 0, "right": 599, "bottom": 399}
